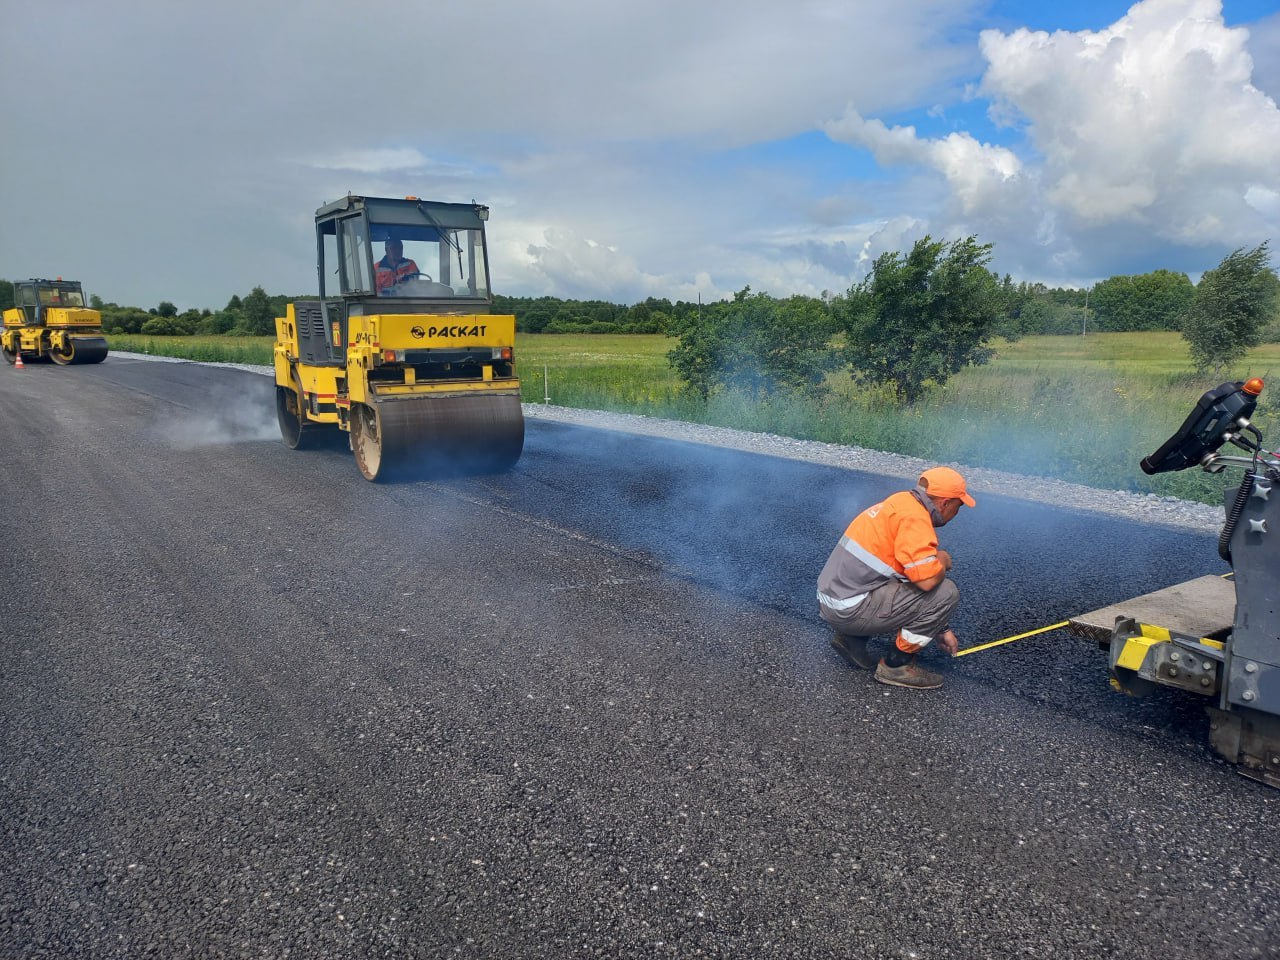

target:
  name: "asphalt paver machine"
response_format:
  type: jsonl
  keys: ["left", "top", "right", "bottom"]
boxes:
{"left": 1071, "top": 379, "right": 1280, "bottom": 786}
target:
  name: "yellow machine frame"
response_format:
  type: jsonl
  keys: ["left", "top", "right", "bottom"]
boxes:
{"left": 274, "top": 308, "right": 519, "bottom": 428}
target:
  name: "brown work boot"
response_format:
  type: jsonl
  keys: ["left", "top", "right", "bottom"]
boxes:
{"left": 830, "top": 633, "right": 877, "bottom": 670}
{"left": 874, "top": 657, "right": 943, "bottom": 690}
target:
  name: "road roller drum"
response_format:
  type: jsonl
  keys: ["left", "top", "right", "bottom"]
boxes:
{"left": 48, "top": 336, "right": 109, "bottom": 365}
{"left": 350, "top": 393, "right": 524, "bottom": 481}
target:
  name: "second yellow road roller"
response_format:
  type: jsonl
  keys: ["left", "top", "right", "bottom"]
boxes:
{"left": 2, "top": 278, "right": 109, "bottom": 365}
{"left": 274, "top": 195, "right": 524, "bottom": 480}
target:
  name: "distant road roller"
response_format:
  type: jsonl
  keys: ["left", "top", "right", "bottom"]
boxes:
{"left": 274, "top": 195, "right": 524, "bottom": 481}
{"left": 2, "top": 278, "right": 108, "bottom": 365}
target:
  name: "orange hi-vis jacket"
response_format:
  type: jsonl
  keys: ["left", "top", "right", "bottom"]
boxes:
{"left": 375, "top": 256, "right": 420, "bottom": 292}
{"left": 816, "top": 489, "right": 944, "bottom": 615}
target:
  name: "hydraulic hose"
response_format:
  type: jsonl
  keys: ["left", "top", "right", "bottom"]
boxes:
{"left": 1219, "top": 471, "right": 1257, "bottom": 565}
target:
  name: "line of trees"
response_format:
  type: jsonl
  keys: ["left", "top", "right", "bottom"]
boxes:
{"left": 2, "top": 240, "right": 1274, "bottom": 393}
{"left": 669, "top": 236, "right": 1004, "bottom": 406}
{"left": 0, "top": 280, "right": 297, "bottom": 336}
{"left": 668, "top": 239, "right": 1277, "bottom": 405}
{"left": 996, "top": 269, "right": 1208, "bottom": 337}
{"left": 3, "top": 262, "right": 1264, "bottom": 344}
{"left": 91, "top": 287, "right": 296, "bottom": 337}
{"left": 492, "top": 295, "right": 702, "bottom": 334}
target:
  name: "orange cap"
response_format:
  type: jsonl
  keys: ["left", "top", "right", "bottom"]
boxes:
{"left": 920, "top": 466, "right": 976, "bottom": 508}
{"left": 1244, "top": 377, "right": 1264, "bottom": 396}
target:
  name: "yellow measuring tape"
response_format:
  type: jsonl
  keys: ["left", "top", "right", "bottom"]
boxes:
{"left": 952, "top": 621, "right": 1070, "bottom": 658}
{"left": 951, "top": 573, "right": 1235, "bottom": 657}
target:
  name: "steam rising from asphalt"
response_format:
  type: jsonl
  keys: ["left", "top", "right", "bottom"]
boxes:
{"left": 153, "top": 388, "right": 280, "bottom": 450}
{"left": 506, "top": 420, "right": 1220, "bottom": 652}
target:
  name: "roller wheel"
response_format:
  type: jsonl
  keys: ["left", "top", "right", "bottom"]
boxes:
{"left": 276, "top": 380, "right": 312, "bottom": 450}
{"left": 49, "top": 337, "right": 108, "bottom": 365}
{"left": 350, "top": 394, "right": 524, "bottom": 482}
{"left": 1, "top": 344, "right": 15, "bottom": 365}
{"left": 350, "top": 403, "right": 387, "bottom": 481}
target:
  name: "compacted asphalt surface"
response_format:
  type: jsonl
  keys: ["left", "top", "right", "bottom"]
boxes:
{"left": 1, "top": 357, "right": 1277, "bottom": 959}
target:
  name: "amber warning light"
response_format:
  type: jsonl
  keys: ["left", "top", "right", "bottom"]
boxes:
{"left": 1244, "top": 377, "right": 1265, "bottom": 396}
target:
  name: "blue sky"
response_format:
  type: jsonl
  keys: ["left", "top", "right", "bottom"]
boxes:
{"left": 992, "top": 0, "right": 1276, "bottom": 31}
{"left": 1, "top": 0, "right": 1277, "bottom": 309}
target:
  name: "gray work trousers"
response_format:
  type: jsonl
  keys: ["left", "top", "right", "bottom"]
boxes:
{"left": 819, "top": 578, "right": 959, "bottom": 649}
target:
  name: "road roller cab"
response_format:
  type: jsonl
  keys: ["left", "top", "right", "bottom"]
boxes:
{"left": 274, "top": 195, "right": 524, "bottom": 480}
{"left": 2, "top": 278, "right": 109, "bottom": 365}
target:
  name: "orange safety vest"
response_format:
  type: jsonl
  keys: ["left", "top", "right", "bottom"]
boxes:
{"left": 816, "top": 489, "right": 944, "bottom": 612}
{"left": 375, "top": 256, "right": 420, "bottom": 292}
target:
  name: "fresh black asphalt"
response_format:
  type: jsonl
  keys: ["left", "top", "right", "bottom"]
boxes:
{"left": 1, "top": 357, "right": 1276, "bottom": 958}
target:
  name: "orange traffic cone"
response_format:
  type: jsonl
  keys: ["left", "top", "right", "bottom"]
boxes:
{"left": 13, "top": 352, "right": 24, "bottom": 369}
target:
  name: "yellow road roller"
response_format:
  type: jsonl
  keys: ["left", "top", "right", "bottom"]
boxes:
{"left": 2, "top": 278, "right": 108, "bottom": 365}
{"left": 274, "top": 195, "right": 524, "bottom": 480}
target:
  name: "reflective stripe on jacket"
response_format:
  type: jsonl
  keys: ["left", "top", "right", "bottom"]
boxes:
{"left": 816, "top": 489, "right": 943, "bottom": 610}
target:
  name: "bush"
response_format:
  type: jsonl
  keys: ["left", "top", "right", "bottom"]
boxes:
{"left": 1181, "top": 243, "right": 1275, "bottom": 373}
{"left": 544, "top": 319, "right": 622, "bottom": 334}
{"left": 840, "top": 235, "right": 1002, "bottom": 404}
{"left": 139, "top": 316, "right": 189, "bottom": 336}
{"left": 1017, "top": 299, "right": 1088, "bottom": 336}
{"left": 196, "top": 311, "right": 238, "bottom": 335}
{"left": 1259, "top": 318, "right": 1280, "bottom": 343}
{"left": 667, "top": 288, "right": 838, "bottom": 400}
{"left": 100, "top": 307, "right": 152, "bottom": 334}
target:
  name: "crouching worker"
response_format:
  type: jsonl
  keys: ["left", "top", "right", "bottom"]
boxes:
{"left": 816, "top": 467, "right": 975, "bottom": 690}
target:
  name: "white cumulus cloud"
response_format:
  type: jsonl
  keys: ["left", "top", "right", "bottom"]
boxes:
{"left": 826, "top": 0, "right": 1280, "bottom": 283}
{"left": 825, "top": 110, "right": 1024, "bottom": 215}
{"left": 513, "top": 226, "right": 725, "bottom": 303}
{"left": 980, "top": 0, "right": 1280, "bottom": 246}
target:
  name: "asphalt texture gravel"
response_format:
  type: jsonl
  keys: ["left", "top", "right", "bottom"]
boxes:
{"left": 1, "top": 355, "right": 1277, "bottom": 959}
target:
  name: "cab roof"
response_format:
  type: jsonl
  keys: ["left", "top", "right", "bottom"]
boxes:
{"left": 314, "top": 195, "right": 488, "bottom": 230}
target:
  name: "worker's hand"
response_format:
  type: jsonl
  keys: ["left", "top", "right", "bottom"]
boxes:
{"left": 937, "top": 629, "right": 959, "bottom": 657}
{"left": 938, "top": 549, "right": 953, "bottom": 572}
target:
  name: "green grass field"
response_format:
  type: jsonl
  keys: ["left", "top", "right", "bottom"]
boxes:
{"left": 110, "top": 334, "right": 276, "bottom": 366}
{"left": 521, "top": 331, "right": 1280, "bottom": 502}
{"left": 109, "top": 330, "right": 1280, "bottom": 503}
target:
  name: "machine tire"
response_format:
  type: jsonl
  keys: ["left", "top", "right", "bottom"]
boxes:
{"left": 276, "top": 380, "right": 312, "bottom": 450}
{"left": 1, "top": 344, "right": 15, "bottom": 365}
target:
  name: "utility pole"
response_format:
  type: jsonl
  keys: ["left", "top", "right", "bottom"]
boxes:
{"left": 1082, "top": 286, "right": 1091, "bottom": 336}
